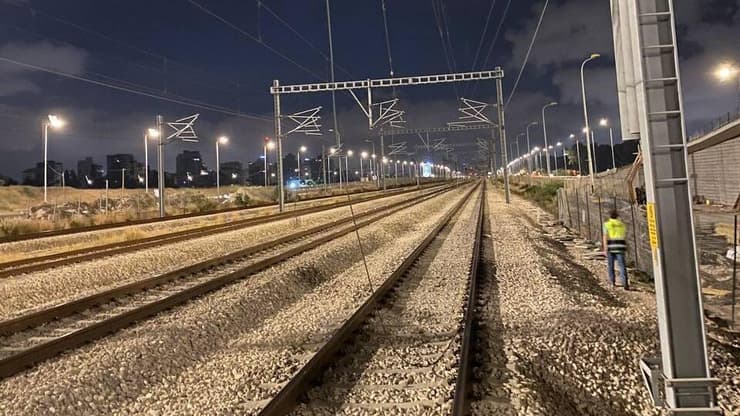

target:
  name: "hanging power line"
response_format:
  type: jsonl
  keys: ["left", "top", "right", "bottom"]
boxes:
{"left": 505, "top": 0, "right": 550, "bottom": 107}
{"left": 186, "top": 0, "right": 325, "bottom": 81}
{"left": 380, "top": 0, "right": 395, "bottom": 77}
{"left": 439, "top": 0, "right": 458, "bottom": 73}
{"left": 8, "top": 3, "right": 245, "bottom": 88}
{"left": 257, "top": 0, "right": 355, "bottom": 78}
{"left": 470, "top": 0, "right": 497, "bottom": 73}
{"left": 431, "top": 0, "right": 458, "bottom": 98}
{"left": 480, "top": 0, "right": 511, "bottom": 71}
{"left": 0, "top": 56, "right": 272, "bottom": 121}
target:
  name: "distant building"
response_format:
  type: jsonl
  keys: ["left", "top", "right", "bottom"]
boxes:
{"left": 22, "top": 161, "right": 63, "bottom": 186}
{"left": 77, "top": 157, "right": 104, "bottom": 187}
{"left": 106, "top": 154, "right": 139, "bottom": 187}
{"left": 176, "top": 150, "right": 211, "bottom": 187}
{"left": 220, "top": 161, "right": 243, "bottom": 185}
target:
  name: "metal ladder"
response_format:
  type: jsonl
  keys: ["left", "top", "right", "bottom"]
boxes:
{"left": 632, "top": 0, "right": 722, "bottom": 413}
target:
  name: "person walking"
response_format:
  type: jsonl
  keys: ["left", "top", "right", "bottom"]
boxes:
{"left": 603, "top": 209, "right": 629, "bottom": 289}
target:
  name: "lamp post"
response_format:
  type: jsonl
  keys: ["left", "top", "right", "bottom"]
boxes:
{"left": 216, "top": 136, "right": 228, "bottom": 197}
{"left": 599, "top": 118, "right": 616, "bottom": 170}
{"left": 542, "top": 101, "right": 558, "bottom": 175}
{"left": 144, "top": 128, "right": 158, "bottom": 194}
{"left": 346, "top": 150, "right": 353, "bottom": 182}
{"left": 360, "top": 151, "right": 368, "bottom": 180}
{"left": 42, "top": 114, "right": 65, "bottom": 203}
{"left": 526, "top": 121, "right": 538, "bottom": 173}
{"left": 515, "top": 133, "right": 525, "bottom": 166}
{"left": 581, "top": 53, "right": 600, "bottom": 189}
{"left": 298, "top": 146, "right": 307, "bottom": 180}
{"left": 556, "top": 142, "right": 563, "bottom": 174}
{"left": 264, "top": 139, "right": 275, "bottom": 187}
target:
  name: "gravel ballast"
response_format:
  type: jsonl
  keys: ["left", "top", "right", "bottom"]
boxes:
{"left": 292, "top": 189, "right": 482, "bottom": 415}
{"left": 471, "top": 186, "right": 739, "bottom": 415}
{"left": 0, "top": 186, "right": 446, "bottom": 320}
{"left": 0, "top": 185, "right": 473, "bottom": 415}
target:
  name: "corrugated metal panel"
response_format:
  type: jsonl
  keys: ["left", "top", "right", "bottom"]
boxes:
{"left": 690, "top": 134, "right": 740, "bottom": 205}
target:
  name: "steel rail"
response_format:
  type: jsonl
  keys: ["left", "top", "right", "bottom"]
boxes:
{"left": 257, "top": 181, "right": 483, "bottom": 416}
{"left": 0, "top": 182, "right": 439, "bottom": 244}
{"left": 0, "top": 183, "right": 466, "bottom": 379}
{"left": 0, "top": 183, "right": 448, "bottom": 278}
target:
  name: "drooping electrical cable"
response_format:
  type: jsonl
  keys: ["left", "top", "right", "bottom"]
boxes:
{"left": 431, "top": 0, "right": 459, "bottom": 99}
{"left": 505, "top": 0, "right": 550, "bottom": 108}
{"left": 380, "top": 0, "right": 395, "bottom": 77}
{"left": 465, "top": 0, "right": 497, "bottom": 97}
{"left": 258, "top": 0, "right": 355, "bottom": 78}
{"left": 186, "top": 0, "right": 325, "bottom": 81}
{"left": 0, "top": 56, "right": 272, "bottom": 121}
{"left": 470, "top": 0, "right": 512, "bottom": 95}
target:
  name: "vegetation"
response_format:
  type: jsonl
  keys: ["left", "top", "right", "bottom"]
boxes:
{"left": 511, "top": 180, "right": 564, "bottom": 215}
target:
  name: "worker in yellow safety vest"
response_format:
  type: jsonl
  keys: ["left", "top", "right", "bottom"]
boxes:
{"left": 602, "top": 209, "right": 629, "bottom": 290}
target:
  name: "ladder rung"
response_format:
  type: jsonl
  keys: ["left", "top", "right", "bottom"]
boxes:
{"left": 643, "top": 44, "right": 675, "bottom": 50}
{"left": 648, "top": 110, "right": 681, "bottom": 116}
{"left": 645, "top": 77, "right": 678, "bottom": 84}
{"left": 639, "top": 11, "right": 671, "bottom": 18}
{"left": 657, "top": 178, "right": 688, "bottom": 184}
{"left": 654, "top": 144, "right": 685, "bottom": 149}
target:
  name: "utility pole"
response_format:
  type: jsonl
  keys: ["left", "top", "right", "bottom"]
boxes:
{"left": 156, "top": 115, "right": 165, "bottom": 217}
{"left": 325, "top": 0, "right": 342, "bottom": 190}
{"left": 495, "top": 68, "right": 510, "bottom": 203}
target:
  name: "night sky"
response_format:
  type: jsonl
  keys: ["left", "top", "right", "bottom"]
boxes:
{"left": 0, "top": 0, "right": 738, "bottom": 180}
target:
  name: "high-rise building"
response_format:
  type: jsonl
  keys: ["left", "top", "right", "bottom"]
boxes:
{"left": 106, "top": 154, "right": 138, "bottom": 187}
{"left": 77, "top": 157, "right": 104, "bottom": 187}
{"left": 219, "top": 161, "right": 243, "bottom": 185}
{"left": 176, "top": 150, "right": 208, "bottom": 187}
{"left": 22, "top": 161, "right": 64, "bottom": 187}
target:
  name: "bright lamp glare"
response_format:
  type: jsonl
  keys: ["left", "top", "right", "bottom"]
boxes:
{"left": 218, "top": 136, "right": 229, "bottom": 144}
{"left": 599, "top": 118, "right": 608, "bottom": 127}
{"left": 299, "top": 146, "right": 307, "bottom": 152}
{"left": 47, "top": 114, "right": 65, "bottom": 128}
{"left": 147, "top": 128, "right": 159, "bottom": 137}
{"left": 715, "top": 63, "right": 738, "bottom": 83}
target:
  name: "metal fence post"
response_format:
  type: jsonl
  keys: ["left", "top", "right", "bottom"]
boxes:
{"left": 575, "top": 187, "right": 582, "bottom": 234}
{"left": 598, "top": 195, "right": 604, "bottom": 244}
{"left": 585, "top": 191, "right": 592, "bottom": 242}
{"left": 733, "top": 214, "right": 738, "bottom": 330}
{"left": 630, "top": 202, "right": 639, "bottom": 270}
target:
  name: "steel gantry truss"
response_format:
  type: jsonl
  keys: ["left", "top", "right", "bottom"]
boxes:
{"left": 270, "top": 68, "right": 509, "bottom": 209}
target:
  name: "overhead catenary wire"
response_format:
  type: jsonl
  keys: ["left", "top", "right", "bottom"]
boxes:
{"left": 186, "top": 0, "right": 325, "bottom": 81}
{"left": 505, "top": 0, "right": 550, "bottom": 108}
{"left": 470, "top": 0, "right": 512, "bottom": 95}
{"left": 0, "top": 56, "right": 272, "bottom": 121}
{"left": 431, "top": 0, "right": 459, "bottom": 99}
{"left": 380, "top": 0, "right": 395, "bottom": 77}
{"left": 465, "top": 0, "right": 496, "bottom": 96}
{"left": 257, "top": 0, "right": 355, "bottom": 79}
{"left": 8, "top": 3, "right": 244, "bottom": 89}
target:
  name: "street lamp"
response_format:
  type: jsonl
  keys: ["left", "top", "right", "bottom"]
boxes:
{"left": 581, "top": 53, "right": 600, "bottom": 189}
{"left": 42, "top": 114, "right": 65, "bottom": 203}
{"left": 542, "top": 101, "right": 558, "bottom": 175}
{"left": 346, "top": 150, "right": 353, "bottom": 182}
{"left": 298, "top": 146, "right": 307, "bottom": 181}
{"left": 556, "top": 142, "right": 564, "bottom": 174}
{"left": 215, "top": 136, "right": 228, "bottom": 197}
{"left": 599, "top": 118, "right": 616, "bottom": 170}
{"left": 264, "top": 138, "right": 275, "bottom": 187}
{"left": 144, "top": 128, "right": 159, "bottom": 194}
{"left": 526, "top": 121, "right": 538, "bottom": 173}
{"left": 360, "top": 151, "right": 368, "bottom": 179}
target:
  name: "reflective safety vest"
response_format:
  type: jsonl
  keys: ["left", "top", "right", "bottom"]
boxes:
{"left": 604, "top": 218, "right": 627, "bottom": 253}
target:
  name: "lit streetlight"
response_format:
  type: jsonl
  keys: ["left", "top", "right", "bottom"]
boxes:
{"left": 346, "top": 150, "right": 353, "bottom": 182}
{"left": 216, "top": 136, "right": 228, "bottom": 197}
{"left": 599, "top": 118, "right": 617, "bottom": 170}
{"left": 264, "top": 138, "right": 275, "bottom": 187}
{"left": 43, "top": 114, "right": 65, "bottom": 203}
{"left": 542, "top": 101, "right": 558, "bottom": 175}
{"left": 526, "top": 121, "right": 538, "bottom": 173}
{"left": 144, "top": 128, "right": 159, "bottom": 194}
{"left": 581, "top": 53, "right": 600, "bottom": 189}
{"left": 298, "top": 145, "right": 307, "bottom": 181}
{"left": 360, "top": 151, "right": 368, "bottom": 179}
{"left": 556, "top": 142, "right": 564, "bottom": 174}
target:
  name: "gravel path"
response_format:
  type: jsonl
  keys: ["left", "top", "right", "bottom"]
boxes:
{"left": 0, "top": 185, "right": 473, "bottom": 416}
{"left": 0, "top": 187, "right": 442, "bottom": 321}
{"left": 291, "top": 188, "right": 481, "bottom": 415}
{"left": 471, "top": 186, "right": 739, "bottom": 415}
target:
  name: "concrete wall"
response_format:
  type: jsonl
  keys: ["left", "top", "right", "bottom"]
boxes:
{"left": 689, "top": 134, "right": 740, "bottom": 206}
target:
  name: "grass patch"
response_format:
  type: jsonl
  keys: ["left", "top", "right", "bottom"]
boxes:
{"left": 511, "top": 180, "right": 563, "bottom": 214}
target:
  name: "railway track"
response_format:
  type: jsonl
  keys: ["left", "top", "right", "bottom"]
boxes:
{"left": 0, "top": 183, "right": 465, "bottom": 380}
{"left": 0, "top": 182, "right": 437, "bottom": 244}
{"left": 257, "top": 181, "right": 484, "bottom": 416}
{"left": 0, "top": 183, "right": 450, "bottom": 279}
